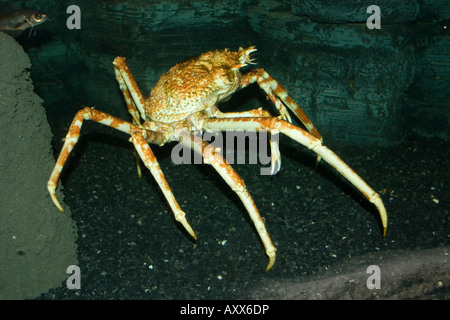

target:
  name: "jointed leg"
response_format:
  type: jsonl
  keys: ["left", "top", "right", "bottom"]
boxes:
{"left": 206, "top": 105, "right": 281, "bottom": 175}
{"left": 114, "top": 66, "right": 142, "bottom": 126}
{"left": 113, "top": 57, "right": 147, "bottom": 177}
{"left": 48, "top": 107, "right": 141, "bottom": 212}
{"left": 131, "top": 132, "right": 196, "bottom": 239}
{"left": 242, "top": 69, "right": 322, "bottom": 141}
{"left": 175, "top": 128, "right": 277, "bottom": 271}
{"left": 113, "top": 57, "right": 146, "bottom": 122}
{"left": 242, "top": 69, "right": 322, "bottom": 165}
{"left": 47, "top": 106, "right": 196, "bottom": 238}
{"left": 207, "top": 104, "right": 272, "bottom": 119}
{"left": 47, "top": 107, "right": 167, "bottom": 211}
{"left": 203, "top": 117, "right": 388, "bottom": 236}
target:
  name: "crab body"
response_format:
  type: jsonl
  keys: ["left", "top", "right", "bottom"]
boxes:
{"left": 147, "top": 47, "right": 255, "bottom": 123}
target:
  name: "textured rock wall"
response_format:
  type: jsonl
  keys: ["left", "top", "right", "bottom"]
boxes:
{"left": 247, "top": 1, "right": 417, "bottom": 144}
{"left": 24, "top": 0, "right": 450, "bottom": 144}
{"left": 0, "top": 33, "right": 78, "bottom": 299}
{"left": 72, "top": 0, "right": 257, "bottom": 94}
{"left": 407, "top": 0, "right": 450, "bottom": 139}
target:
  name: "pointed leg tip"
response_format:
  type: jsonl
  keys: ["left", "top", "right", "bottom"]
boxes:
{"left": 186, "top": 228, "right": 197, "bottom": 240}
{"left": 265, "top": 252, "right": 276, "bottom": 271}
{"left": 49, "top": 190, "right": 65, "bottom": 213}
{"left": 56, "top": 202, "right": 65, "bottom": 213}
{"left": 265, "top": 259, "right": 275, "bottom": 272}
{"left": 179, "top": 219, "right": 197, "bottom": 240}
{"left": 270, "top": 160, "right": 281, "bottom": 175}
{"left": 371, "top": 194, "right": 388, "bottom": 238}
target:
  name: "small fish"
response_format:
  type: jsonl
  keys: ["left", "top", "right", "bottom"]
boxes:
{"left": 0, "top": 9, "right": 47, "bottom": 38}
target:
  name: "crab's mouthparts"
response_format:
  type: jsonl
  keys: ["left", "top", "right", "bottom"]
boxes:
{"left": 234, "top": 46, "right": 257, "bottom": 69}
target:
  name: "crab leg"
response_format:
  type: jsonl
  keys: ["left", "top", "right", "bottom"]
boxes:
{"left": 175, "top": 128, "right": 277, "bottom": 271}
{"left": 114, "top": 65, "right": 142, "bottom": 126}
{"left": 113, "top": 57, "right": 147, "bottom": 122}
{"left": 114, "top": 57, "right": 146, "bottom": 177}
{"left": 47, "top": 107, "right": 196, "bottom": 237}
{"left": 45, "top": 109, "right": 140, "bottom": 197}
{"left": 203, "top": 117, "right": 388, "bottom": 236}
{"left": 242, "top": 69, "right": 323, "bottom": 166}
{"left": 131, "top": 132, "right": 196, "bottom": 239}
{"left": 207, "top": 105, "right": 281, "bottom": 174}
{"left": 242, "top": 69, "right": 322, "bottom": 141}
{"left": 48, "top": 107, "right": 139, "bottom": 211}
{"left": 47, "top": 107, "right": 196, "bottom": 238}
{"left": 208, "top": 104, "right": 272, "bottom": 119}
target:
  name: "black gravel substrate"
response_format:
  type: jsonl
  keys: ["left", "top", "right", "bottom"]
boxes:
{"left": 37, "top": 108, "right": 449, "bottom": 300}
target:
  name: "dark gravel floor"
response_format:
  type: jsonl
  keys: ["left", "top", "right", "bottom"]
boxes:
{"left": 37, "top": 105, "right": 449, "bottom": 299}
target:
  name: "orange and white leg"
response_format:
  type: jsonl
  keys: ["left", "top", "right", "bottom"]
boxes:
{"left": 113, "top": 57, "right": 146, "bottom": 123}
{"left": 47, "top": 107, "right": 195, "bottom": 237}
{"left": 207, "top": 104, "right": 272, "bottom": 119}
{"left": 47, "top": 108, "right": 161, "bottom": 208}
{"left": 113, "top": 57, "right": 147, "bottom": 177}
{"left": 242, "top": 68, "right": 322, "bottom": 141}
{"left": 175, "top": 128, "right": 277, "bottom": 271}
{"left": 131, "top": 132, "right": 196, "bottom": 239}
{"left": 206, "top": 105, "right": 281, "bottom": 175}
{"left": 47, "top": 107, "right": 141, "bottom": 212}
{"left": 203, "top": 117, "right": 388, "bottom": 237}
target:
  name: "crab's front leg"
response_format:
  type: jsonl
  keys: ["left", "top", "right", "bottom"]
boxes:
{"left": 203, "top": 117, "right": 388, "bottom": 236}
{"left": 241, "top": 69, "right": 323, "bottom": 166}
{"left": 207, "top": 105, "right": 281, "bottom": 175}
{"left": 47, "top": 107, "right": 198, "bottom": 240}
{"left": 174, "top": 127, "right": 277, "bottom": 271}
{"left": 47, "top": 107, "right": 142, "bottom": 211}
{"left": 131, "top": 131, "right": 196, "bottom": 239}
{"left": 242, "top": 69, "right": 322, "bottom": 141}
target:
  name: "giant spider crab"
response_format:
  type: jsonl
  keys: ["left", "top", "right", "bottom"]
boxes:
{"left": 48, "top": 47, "right": 387, "bottom": 271}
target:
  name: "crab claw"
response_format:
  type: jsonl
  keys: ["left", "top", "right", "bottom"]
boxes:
{"left": 234, "top": 46, "right": 258, "bottom": 69}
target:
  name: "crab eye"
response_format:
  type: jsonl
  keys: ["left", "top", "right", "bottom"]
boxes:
{"left": 217, "top": 69, "right": 234, "bottom": 85}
